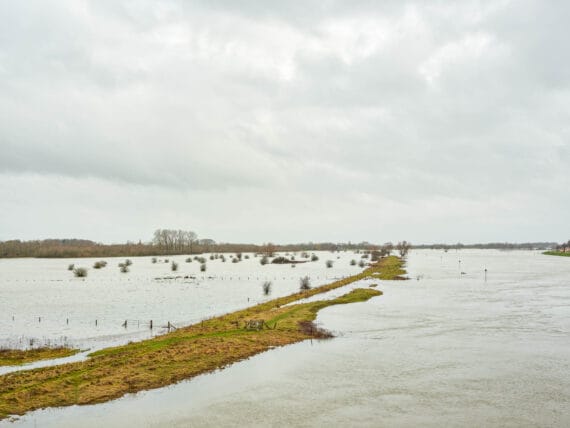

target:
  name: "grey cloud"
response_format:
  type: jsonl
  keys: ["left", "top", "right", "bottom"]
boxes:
{"left": 0, "top": 0, "right": 568, "bottom": 242}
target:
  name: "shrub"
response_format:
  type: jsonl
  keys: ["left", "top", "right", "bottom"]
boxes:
{"left": 298, "top": 320, "right": 333, "bottom": 338}
{"left": 358, "top": 259, "right": 366, "bottom": 268}
{"left": 210, "top": 255, "right": 214, "bottom": 260}
{"left": 120, "top": 264, "right": 129, "bottom": 273}
{"left": 232, "top": 258, "right": 239, "bottom": 263}
{"left": 326, "top": 260, "right": 334, "bottom": 268}
{"left": 171, "top": 261, "right": 178, "bottom": 271}
{"left": 151, "top": 257, "right": 157, "bottom": 264}
{"left": 311, "top": 254, "right": 319, "bottom": 262}
{"left": 299, "top": 276, "right": 311, "bottom": 291}
{"left": 93, "top": 261, "right": 106, "bottom": 269}
{"left": 260, "top": 256, "right": 269, "bottom": 266}
{"left": 262, "top": 281, "right": 272, "bottom": 296}
{"left": 73, "top": 267, "right": 88, "bottom": 277}
{"left": 350, "top": 259, "right": 356, "bottom": 266}
{"left": 244, "top": 255, "right": 250, "bottom": 259}
{"left": 200, "top": 263, "right": 207, "bottom": 272}
{"left": 125, "top": 259, "right": 132, "bottom": 266}
{"left": 185, "top": 257, "right": 192, "bottom": 263}
{"left": 301, "top": 252, "right": 309, "bottom": 258}
{"left": 67, "top": 264, "right": 75, "bottom": 271}
{"left": 271, "top": 256, "right": 291, "bottom": 264}
{"left": 221, "top": 255, "right": 226, "bottom": 262}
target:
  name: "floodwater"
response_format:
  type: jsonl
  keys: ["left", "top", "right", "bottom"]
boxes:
{"left": 2, "top": 250, "right": 570, "bottom": 427}
{"left": 0, "top": 251, "right": 357, "bottom": 354}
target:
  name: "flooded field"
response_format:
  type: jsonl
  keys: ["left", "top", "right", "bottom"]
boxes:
{"left": 2, "top": 250, "right": 570, "bottom": 427}
{"left": 0, "top": 251, "right": 362, "bottom": 353}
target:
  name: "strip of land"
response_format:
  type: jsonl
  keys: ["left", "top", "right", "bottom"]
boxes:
{"left": 0, "top": 348, "right": 79, "bottom": 367}
{"left": 543, "top": 251, "right": 570, "bottom": 257}
{"left": 0, "top": 256, "right": 406, "bottom": 420}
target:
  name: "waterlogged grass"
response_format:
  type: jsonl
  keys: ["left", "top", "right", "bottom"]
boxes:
{"left": 543, "top": 251, "right": 570, "bottom": 257}
{"left": 0, "top": 256, "right": 405, "bottom": 420}
{"left": 0, "top": 347, "right": 79, "bottom": 367}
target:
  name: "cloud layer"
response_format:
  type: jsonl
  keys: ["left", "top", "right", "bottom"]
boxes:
{"left": 1, "top": 0, "right": 568, "bottom": 243}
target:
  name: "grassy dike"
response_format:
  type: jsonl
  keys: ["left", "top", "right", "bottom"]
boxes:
{"left": 0, "top": 348, "right": 79, "bottom": 367}
{"left": 0, "top": 256, "right": 406, "bottom": 420}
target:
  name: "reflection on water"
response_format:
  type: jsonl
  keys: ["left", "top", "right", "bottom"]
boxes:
{"left": 2, "top": 250, "right": 570, "bottom": 427}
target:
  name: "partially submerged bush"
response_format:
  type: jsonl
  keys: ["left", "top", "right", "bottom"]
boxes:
{"left": 311, "top": 254, "right": 319, "bottom": 262}
{"left": 260, "top": 256, "right": 269, "bottom": 266}
{"left": 73, "top": 267, "right": 88, "bottom": 277}
{"left": 93, "top": 261, "right": 107, "bottom": 269}
{"left": 171, "top": 261, "right": 178, "bottom": 271}
{"left": 350, "top": 259, "right": 357, "bottom": 266}
{"left": 151, "top": 257, "right": 157, "bottom": 264}
{"left": 298, "top": 321, "right": 333, "bottom": 338}
{"left": 299, "top": 276, "right": 311, "bottom": 291}
{"left": 200, "top": 263, "right": 207, "bottom": 272}
{"left": 67, "top": 264, "right": 75, "bottom": 271}
{"left": 262, "top": 281, "right": 272, "bottom": 296}
{"left": 185, "top": 257, "right": 192, "bottom": 263}
{"left": 119, "top": 264, "right": 129, "bottom": 273}
{"left": 358, "top": 259, "right": 366, "bottom": 268}
{"left": 125, "top": 259, "right": 132, "bottom": 266}
{"left": 326, "top": 260, "right": 334, "bottom": 268}
{"left": 271, "top": 256, "right": 291, "bottom": 264}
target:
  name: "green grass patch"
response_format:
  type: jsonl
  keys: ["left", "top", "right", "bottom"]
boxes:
{"left": 543, "top": 251, "right": 570, "bottom": 257}
{"left": 0, "top": 347, "right": 79, "bottom": 367}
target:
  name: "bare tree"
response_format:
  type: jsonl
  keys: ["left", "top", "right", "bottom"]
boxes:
{"left": 396, "top": 241, "right": 412, "bottom": 257}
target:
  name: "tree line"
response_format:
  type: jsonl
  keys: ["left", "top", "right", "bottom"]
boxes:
{"left": 0, "top": 231, "right": 414, "bottom": 259}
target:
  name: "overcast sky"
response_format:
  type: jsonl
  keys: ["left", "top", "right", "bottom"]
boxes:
{"left": 0, "top": 0, "right": 568, "bottom": 245}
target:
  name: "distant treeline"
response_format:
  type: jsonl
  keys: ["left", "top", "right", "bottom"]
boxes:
{"left": 0, "top": 231, "right": 388, "bottom": 259}
{"left": 412, "top": 242, "right": 557, "bottom": 250}
{"left": 0, "top": 231, "right": 557, "bottom": 258}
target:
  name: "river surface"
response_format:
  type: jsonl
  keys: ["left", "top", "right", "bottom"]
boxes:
{"left": 2, "top": 250, "right": 569, "bottom": 427}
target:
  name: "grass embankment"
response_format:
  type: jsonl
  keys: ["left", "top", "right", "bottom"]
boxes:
{"left": 0, "top": 348, "right": 79, "bottom": 367}
{"left": 0, "top": 256, "right": 406, "bottom": 420}
{"left": 543, "top": 251, "right": 570, "bottom": 257}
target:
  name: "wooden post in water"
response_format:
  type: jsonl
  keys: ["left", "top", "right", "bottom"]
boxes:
{"left": 150, "top": 320, "right": 153, "bottom": 330}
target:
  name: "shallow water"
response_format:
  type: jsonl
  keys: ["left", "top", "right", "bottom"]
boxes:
{"left": 0, "top": 251, "right": 357, "bottom": 354}
{"left": 2, "top": 250, "right": 570, "bottom": 427}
